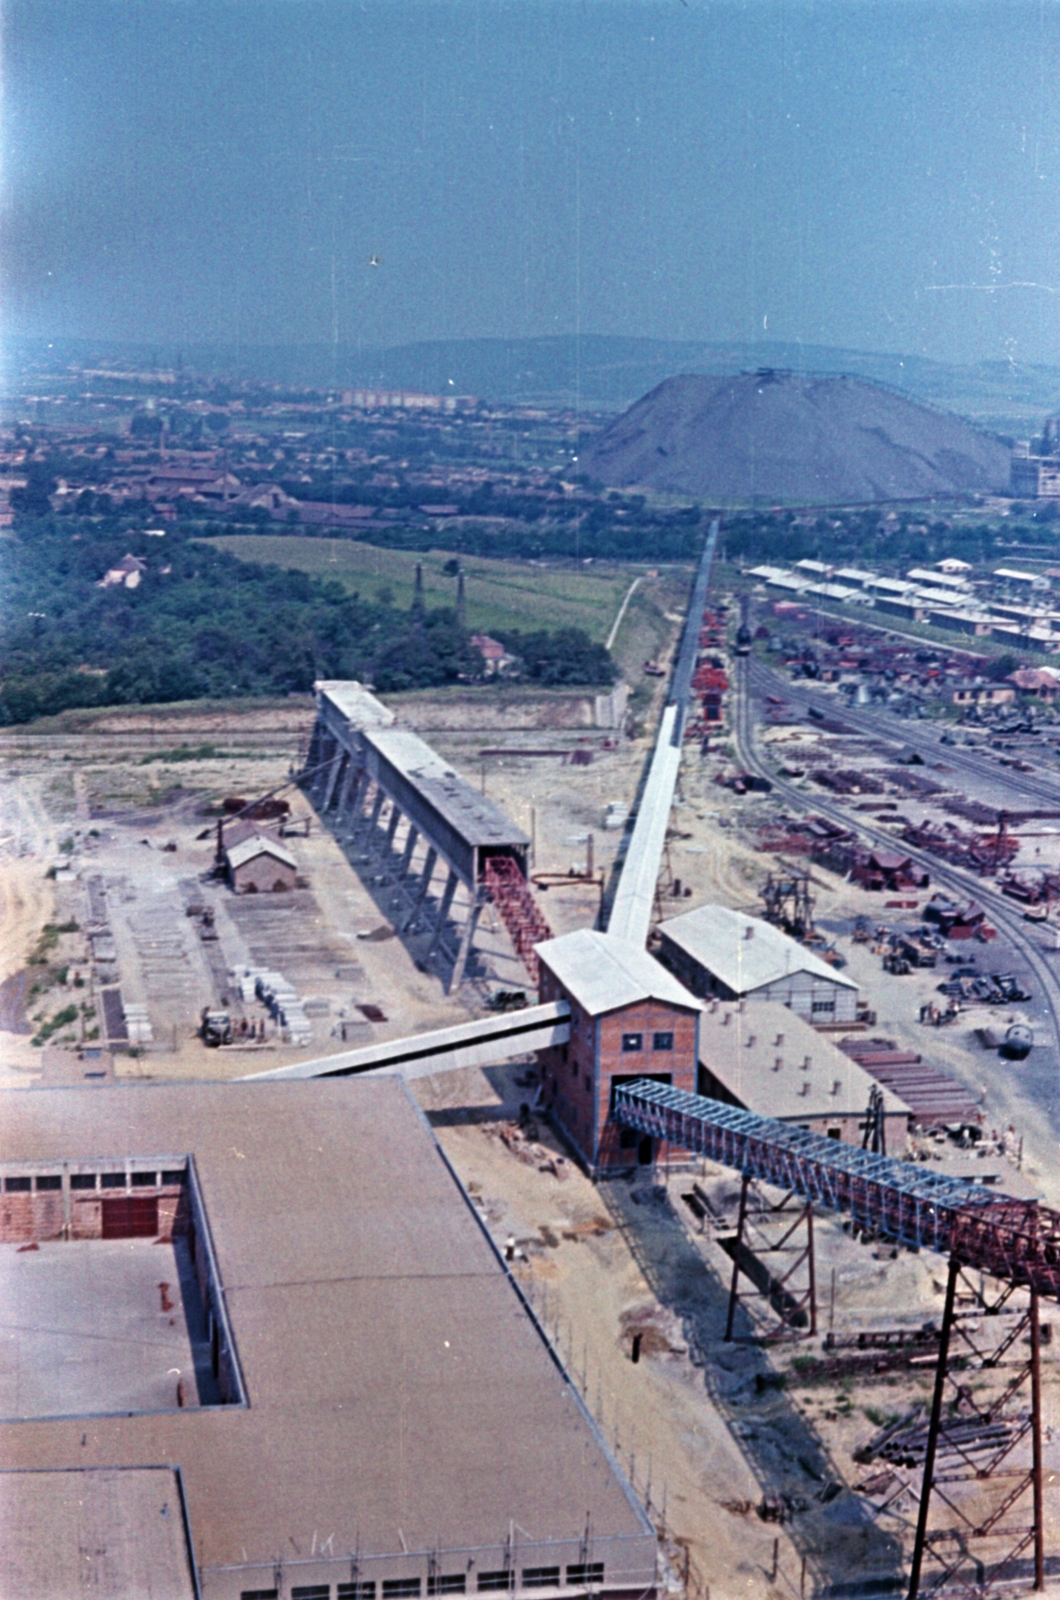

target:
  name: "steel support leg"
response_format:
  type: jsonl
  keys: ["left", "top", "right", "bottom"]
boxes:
{"left": 448, "top": 897, "right": 484, "bottom": 994}
{"left": 426, "top": 869, "right": 460, "bottom": 962}
{"left": 908, "top": 1253, "right": 960, "bottom": 1600}
{"left": 363, "top": 786, "right": 385, "bottom": 850}
{"left": 336, "top": 759, "right": 362, "bottom": 820}
{"left": 725, "top": 1173, "right": 751, "bottom": 1343}
{"left": 323, "top": 750, "right": 348, "bottom": 811}
{"left": 398, "top": 825, "right": 420, "bottom": 879}
{"left": 806, "top": 1204, "right": 817, "bottom": 1339}
{"left": 402, "top": 846, "right": 437, "bottom": 931}
{"left": 1032, "top": 1287, "right": 1045, "bottom": 1592}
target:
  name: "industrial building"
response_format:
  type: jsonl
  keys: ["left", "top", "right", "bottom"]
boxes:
{"left": 695, "top": 998, "right": 910, "bottom": 1145}
{"left": 225, "top": 832, "right": 299, "bottom": 894}
{"left": 654, "top": 905, "right": 859, "bottom": 1025}
{"left": 536, "top": 930, "right": 700, "bottom": 1173}
{"left": 0, "top": 1078, "right": 655, "bottom": 1600}
{"left": 305, "top": 681, "right": 543, "bottom": 989}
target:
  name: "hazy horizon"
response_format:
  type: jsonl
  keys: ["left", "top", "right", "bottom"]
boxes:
{"left": 5, "top": 0, "right": 1060, "bottom": 369}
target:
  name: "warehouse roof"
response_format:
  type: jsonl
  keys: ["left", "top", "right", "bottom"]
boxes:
{"left": 657, "top": 905, "right": 858, "bottom": 994}
{"left": 699, "top": 1000, "right": 910, "bottom": 1121}
{"left": 225, "top": 833, "right": 298, "bottom": 872}
{"left": 536, "top": 928, "right": 699, "bottom": 1016}
{"left": 0, "top": 1079, "right": 652, "bottom": 1594}
{"left": 0, "top": 1466, "right": 198, "bottom": 1600}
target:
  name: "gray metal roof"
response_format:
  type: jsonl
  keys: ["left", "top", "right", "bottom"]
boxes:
{"left": 315, "top": 678, "right": 396, "bottom": 728}
{"left": 658, "top": 904, "right": 858, "bottom": 995}
{"left": 536, "top": 928, "right": 700, "bottom": 1015}
{"left": 225, "top": 833, "right": 298, "bottom": 872}
{"left": 364, "top": 726, "right": 530, "bottom": 850}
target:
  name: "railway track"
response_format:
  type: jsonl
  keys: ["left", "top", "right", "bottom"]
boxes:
{"left": 731, "top": 656, "right": 1060, "bottom": 1066}
{"left": 747, "top": 655, "right": 1060, "bottom": 812}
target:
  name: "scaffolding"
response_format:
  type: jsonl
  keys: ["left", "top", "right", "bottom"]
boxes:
{"left": 483, "top": 855, "right": 553, "bottom": 986}
{"left": 760, "top": 871, "right": 816, "bottom": 938}
{"left": 612, "top": 1080, "right": 1055, "bottom": 1596}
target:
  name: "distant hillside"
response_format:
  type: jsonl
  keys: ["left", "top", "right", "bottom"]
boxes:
{"left": 10, "top": 334, "right": 1060, "bottom": 432}
{"left": 579, "top": 371, "right": 1012, "bottom": 505}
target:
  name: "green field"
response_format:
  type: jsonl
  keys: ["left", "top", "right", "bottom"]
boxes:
{"left": 200, "top": 534, "right": 642, "bottom": 641}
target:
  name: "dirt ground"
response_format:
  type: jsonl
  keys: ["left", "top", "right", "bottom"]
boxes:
{"left": 414, "top": 1058, "right": 1060, "bottom": 1600}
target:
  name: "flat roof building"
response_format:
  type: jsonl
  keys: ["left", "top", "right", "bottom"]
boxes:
{"left": 0, "top": 1079, "right": 655, "bottom": 1600}
{"left": 655, "top": 905, "right": 859, "bottom": 1025}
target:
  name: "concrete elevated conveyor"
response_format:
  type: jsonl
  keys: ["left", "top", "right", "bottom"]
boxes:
{"left": 242, "top": 1000, "right": 570, "bottom": 1083}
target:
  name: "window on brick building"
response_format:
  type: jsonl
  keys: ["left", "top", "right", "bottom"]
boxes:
{"left": 566, "top": 1564, "right": 604, "bottom": 1586}
{"left": 3, "top": 1176, "right": 30, "bottom": 1192}
{"left": 652, "top": 1031, "right": 673, "bottom": 1051}
{"left": 383, "top": 1580, "right": 421, "bottom": 1598}
{"left": 428, "top": 1576, "right": 466, "bottom": 1596}
{"left": 338, "top": 1583, "right": 376, "bottom": 1599}
{"left": 35, "top": 1175, "right": 62, "bottom": 1191}
{"left": 100, "top": 1172, "right": 125, "bottom": 1188}
{"left": 478, "top": 1574, "right": 514, "bottom": 1593}
{"left": 71, "top": 1173, "right": 97, "bottom": 1190}
{"left": 621, "top": 1033, "right": 643, "bottom": 1052}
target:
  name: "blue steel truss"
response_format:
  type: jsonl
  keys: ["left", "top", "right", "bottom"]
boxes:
{"left": 612, "top": 1081, "right": 1060, "bottom": 1292}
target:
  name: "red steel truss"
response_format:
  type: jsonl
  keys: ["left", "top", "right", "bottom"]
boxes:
{"left": 482, "top": 855, "right": 553, "bottom": 985}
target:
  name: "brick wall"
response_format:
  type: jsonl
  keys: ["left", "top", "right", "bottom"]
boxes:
{"left": 0, "top": 1172, "right": 187, "bottom": 1244}
{"left": 537, "top": 967, "right": 698, "bottom": 1173}
{"left": 230, "top": 854, "right": 298, "bottom": 894}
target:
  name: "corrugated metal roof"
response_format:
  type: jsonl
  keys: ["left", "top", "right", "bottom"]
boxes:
{"left": 657, "top": 904, "right": 858, "bottom": 995}
{"left": 535, "top": 928, "right": 699, "bottom": 1015}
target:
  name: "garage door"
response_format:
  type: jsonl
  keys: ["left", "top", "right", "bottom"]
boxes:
{"left": 101, "top": 1196, "right": 159, "bottom": 1239}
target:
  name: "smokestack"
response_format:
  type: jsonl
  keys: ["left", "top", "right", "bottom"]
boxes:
{"left": 457, "top": 569, "right": 467, "bottom": 628}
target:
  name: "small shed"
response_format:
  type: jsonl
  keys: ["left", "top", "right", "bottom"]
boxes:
{"left": 226, "top": 833, "right": 299, "bottom": 894}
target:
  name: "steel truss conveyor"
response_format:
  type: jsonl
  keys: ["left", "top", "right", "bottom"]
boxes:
{"left": 612, "top": 1079, "right": 1060, "bottom": 1296}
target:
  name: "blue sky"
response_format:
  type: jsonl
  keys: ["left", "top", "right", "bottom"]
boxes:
{"left": 5, "top": 0, "right": 1060, "bottom": 364}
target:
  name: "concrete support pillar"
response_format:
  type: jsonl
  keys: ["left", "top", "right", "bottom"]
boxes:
{"left": 384, "top": 804, "right": 402, "bottom": 851}
{"left": 342, "top": 770, "right": 368, "bottom": 836}
{"left": 304, "top": 718, "right": 324, "bottom": 776}
{"left": 364, "top": 785, "right": 385, "bottom": 848}
{"left": 323, "top": 750, "right": 348, "bottom": 812}
{"left": 448, "top": 897, "right": 484, "bottom": 993}
{"left": 402, "top": 846, "right": 438, "bottom": 931}
{"left": 313, "top": 735, "right": 338, "bottom": 799}
{"left": 426, "top": 869, "right": 460, "bottom": 962}
{"left": 336, "top": 761, "right": 362, "bottom": 824}
{"left": 398, "top": 825, "right": 420, "bottom": 879}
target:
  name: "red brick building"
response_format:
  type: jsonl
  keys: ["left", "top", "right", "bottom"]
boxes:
{"left": 535, "top": 929, "right": 700, "bottom": 1175}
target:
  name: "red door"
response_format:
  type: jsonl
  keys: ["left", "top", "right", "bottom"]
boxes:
{"left": 101, "top": 1196, "right": 159, "bottom": 1239}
